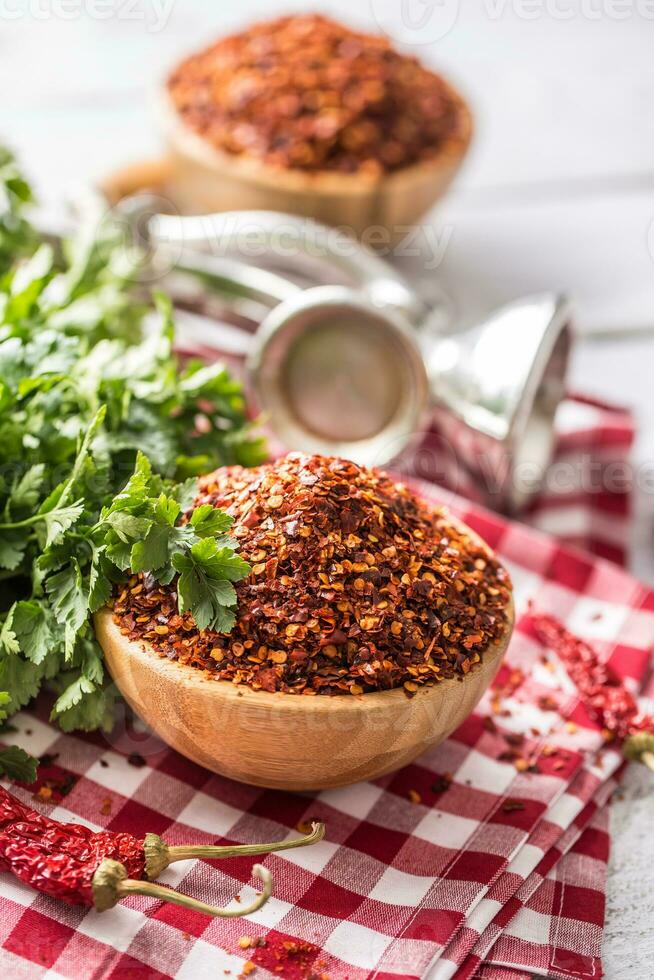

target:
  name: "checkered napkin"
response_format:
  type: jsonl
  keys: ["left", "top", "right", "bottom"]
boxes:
{"left": 466, "top": 801, "right": 613, "bottom": 980}
{"left": 0, "top": 464, "right": 651, "bottom": 980}
{"left": 524, "top": 394, "right": 634, "bottom": 567}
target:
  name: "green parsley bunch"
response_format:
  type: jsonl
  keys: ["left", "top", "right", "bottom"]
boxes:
{"left": 0, "top": 152, "right": 264, "bottom": 780}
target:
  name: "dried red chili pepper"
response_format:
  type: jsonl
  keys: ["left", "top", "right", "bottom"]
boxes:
{"left": 167, "top": 14, "right": 466, "bottom": 176}
{"left": 113, "top": 454, "right": 512, "bottom": 697}
{"left": 0, "top": 786, "right": 324, "bottom": 913}
{"left": 531, "top": 612, "right": 654, "bottom": 772}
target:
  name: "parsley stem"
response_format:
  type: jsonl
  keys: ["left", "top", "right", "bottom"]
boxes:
{"left": 0, "top": 515, "right": 44, "bottom": 530}
{"left": 0, "top": 504, "right": 77, "bottom": 532}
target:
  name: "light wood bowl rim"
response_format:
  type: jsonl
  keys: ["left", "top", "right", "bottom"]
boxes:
{"left": 96, "top": 597, "right": 513, "bottom": 715}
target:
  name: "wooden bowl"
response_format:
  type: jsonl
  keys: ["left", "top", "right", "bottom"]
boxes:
{"left": 94, "top": 555, "right": 512, "bottom": 791}
{"left": 100, "top": 157, "right": 176, "bottom": 206}
{"left": 154, "top": 85, "right": 472, "bottom": 242}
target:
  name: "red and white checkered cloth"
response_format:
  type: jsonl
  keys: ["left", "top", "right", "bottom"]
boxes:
{"left": 0, "top": 397, "right": 645, "bottom": 980}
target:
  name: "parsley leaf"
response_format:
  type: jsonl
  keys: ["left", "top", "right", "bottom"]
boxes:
{"left": 173, "top": 542, "right": 240, "bottom": 633}
{"left": 0, "top": 746, "right": 38, "bottom": 783}
{"left": 96, "top": 459, "right": 249, "bottom": 632}
{"left": 185, "top": 537, "right": 251, "bottom": 581}
{"left": 190, "top": 505, "right": 234, "bottom": 539}
{"left": 45, "top": 559, "right": 88, "bottom": 633}
{"left": 87, "top": 548, "right": 113, "bottom": 614}
{"left": 0, "top": 151, "right": 264, "bottom": 764}
{"left": 0, "top": 533, "right": 25, "bottom": 571}
{"left": 0, "top": 651, "right": 44, "bottom": 713}
{"left": 5, "top": 463, "right": 46, "bottom": 515}
{"left": 10, "top": 600, "right": 54, "bottom": 665}
{"left": 40, "top": 500, "right": 86, "bottom": 549}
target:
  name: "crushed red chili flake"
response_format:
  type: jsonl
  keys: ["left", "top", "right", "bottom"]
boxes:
{"left": 239, "top": 936, "right": 267, "bottom": 951}
{"left": 515, "top": 758, "right": 538, "bottom": 773}
{"left": 431, "top": 774, "right": 453, "bottom": 794}
{"left": 167, "top": 14, "right": 467, "bottom": 176}
{"left": 112, "top": 454, "right": 511, "bottom": 697}
{"left": 252, "top": 937, "right": 321, "bottom": 978}
{"left": 502, "top": 799, "right": 526, "bottom": 813}
{"left": 34, "top": 775, "right": 77, "bottom": 803}
{"left": 25, "top": 757, "right": 78, "bottom": 805}
{"left": 531, "top": 612, "right": 654, "bottom": 746}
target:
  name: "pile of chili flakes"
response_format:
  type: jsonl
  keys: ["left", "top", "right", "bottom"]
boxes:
{"left": 112, "top": 454, "right": 512, "bottom": 697}
{"left": 167, "top": 14, "right": 466, "bottom": 176}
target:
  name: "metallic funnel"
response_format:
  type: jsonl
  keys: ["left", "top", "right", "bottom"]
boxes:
{"left": 424, "top": 294, "right": 571, "bottom": 511}
{"left": 95, "top": 203, "right": 574, "bottom": 512}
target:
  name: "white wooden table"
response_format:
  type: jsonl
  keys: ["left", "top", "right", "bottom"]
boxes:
{"left": 2, "top": 3, "right": 653, "bottom": 975}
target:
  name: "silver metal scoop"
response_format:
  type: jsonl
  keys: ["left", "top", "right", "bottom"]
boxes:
{"left": 143, "top": 209, "right": 572, "bottom": 512}
{"left": 52, "top": 197, "right": 571, "bottom": 512}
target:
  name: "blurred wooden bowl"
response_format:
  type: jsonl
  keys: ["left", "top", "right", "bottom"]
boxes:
{"left": 153, "top": 84, "right": 472, "bottom": 242}
{"left": 94, "top": 515, "right": 512, "bottom": 792}
{"left": 100, "top": 157, "right": 176, "bottom": 205}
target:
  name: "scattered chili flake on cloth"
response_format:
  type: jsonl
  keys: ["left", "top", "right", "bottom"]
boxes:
{"left": 167, "top": 14, "right": 467, "bottom": 175}
{"left": 112, "top": 454, "right": 512, "bottom": 695}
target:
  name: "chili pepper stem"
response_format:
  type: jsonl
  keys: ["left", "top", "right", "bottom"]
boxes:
{"left": 623, "top": 732, "right": 654, "bottom": 773}
{"left": 93, "top": 859, "right": 272, "bottom": 916}
{"left": 144, "top": 820, "right": 325, "bottom": 880}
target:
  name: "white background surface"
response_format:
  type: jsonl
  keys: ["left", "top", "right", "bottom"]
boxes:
{"left": 1, "top": 2, "right": 653, "bottom": 976}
